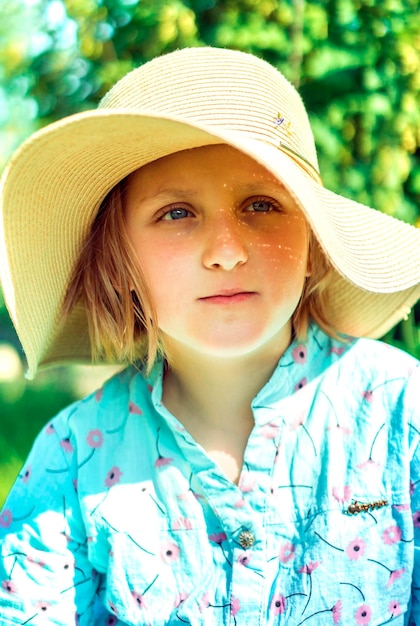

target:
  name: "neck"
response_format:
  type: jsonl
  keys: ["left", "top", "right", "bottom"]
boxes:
{"left": 160, "top": 331, "right": 291, "bottom": 483}
{"left": 163, "top": 350, "right": 277, "bottom": 423}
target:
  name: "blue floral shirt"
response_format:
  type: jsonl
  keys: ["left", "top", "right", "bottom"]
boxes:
{"left": 0, "top": 324, "right": 419, "bottom": 625}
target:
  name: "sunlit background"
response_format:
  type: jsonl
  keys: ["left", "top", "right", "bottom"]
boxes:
{"left": 1, "top": 0, "right": 419, "bottom": 507}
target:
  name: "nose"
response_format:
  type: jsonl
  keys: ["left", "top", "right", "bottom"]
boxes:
{"left": 201, "top": 215, "right": 249, "bottom": 270}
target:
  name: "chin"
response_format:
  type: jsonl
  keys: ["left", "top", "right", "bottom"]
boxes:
{"left": 191, "top": 331, "right": 289, "bottom": 359}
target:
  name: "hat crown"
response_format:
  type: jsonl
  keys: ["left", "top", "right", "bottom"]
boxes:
{"left": 100, "top": 47, "right": 319, "bottom": 175}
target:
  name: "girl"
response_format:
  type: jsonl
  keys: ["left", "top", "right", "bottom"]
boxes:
{"left": 0, "top": 47, "right": 419, "bottom": 626}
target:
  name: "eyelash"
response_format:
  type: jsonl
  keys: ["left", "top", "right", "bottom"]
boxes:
{"left": 159, "top": 207, "right": 193, "bottom": 221}
{"left": 158, "top": 197, "right": 282, "bottom": 221}
{"left": 245, "top": 198, "right": 280, "bottom": 213}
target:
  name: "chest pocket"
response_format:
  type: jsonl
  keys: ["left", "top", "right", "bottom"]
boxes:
{"left": 266, "top": 497, "right": 413, "bottom": 625}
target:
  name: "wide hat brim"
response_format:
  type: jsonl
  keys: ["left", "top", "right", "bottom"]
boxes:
{"left": 1, "top": 48, "right": 419, "bottom": 378}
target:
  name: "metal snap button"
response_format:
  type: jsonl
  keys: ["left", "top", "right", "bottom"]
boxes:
{"left": 238, "top": 530, "right": 255, "bottom": 549}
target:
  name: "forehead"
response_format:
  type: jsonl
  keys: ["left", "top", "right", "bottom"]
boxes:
{"left": 126, "top": 144, "right": 286, "bottom": 199}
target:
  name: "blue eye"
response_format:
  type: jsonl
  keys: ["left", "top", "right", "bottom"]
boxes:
{"left": 162, "top": 208, "right": 192, "bottom": 220}
{"left": 247, "top": 200, "right": 274, "bottom": 212}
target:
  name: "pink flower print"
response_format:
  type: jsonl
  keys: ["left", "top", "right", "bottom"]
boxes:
{"left": 382, "top": 525, "right": 402, "bottom": 545}
{"left": 2, "top": 579, "right": 17, "bottom": 593}
{"left": 231, "top": 596, "right": 241, "bottom": 617}
{"left": 299, "top": 562, "right": 321, "bottom": 616}
{"left": 355, "top": 604, "right": 372, "bottom": 625}
{"left": 108, "top": 600, "right": 118, "bottom": 614}
{"left": 86, "top": 429, "right": 103, "bottom": 448}
{"left": 260, "top": 422, "right": 279, "bottom": 439}
{"left": 177, "top": 488, "right": 202, "bottom": 501}
{"left": 45, "top": 423, "right": 55, "bottom": 434}
{"left": 35, "top": 601, "right": 51, "bottom": 612}
{"left": 132, "top": 591, "right": 147, "bottom": 609}
{"left": 0, "top": 509, "right": 12, "bottom": 528}
{"left": 160, "top": 541, "right": 180, "bottom": 563}
{"left": 332, "top": 485, "right": 351, "bottom": 504}
{"left": 410, "top": 481, "right": 415, "bottom": 496}
{"left": 329, "top": 346, "right": 346, "bottom": 356}
{"left": 106, "top": 617, "right": 117, "bottom": 626}
{"left": 238, "top": 473, "right": 256, "bottom": 493}
{"left": 21, "top": 466, "right": 32, "bottom": 483}
{"left": 172, "top": 517, "right": 193, "bottom": 530}
{"left": 292, "top": 345, "right": 307, "bottom": 364}
{"left": 386, "top": 569, "right": 405, "bottom": 587}
{"left": 413, "top": 511, "right": 420, "bottom": 528}
{"left": 278, "top": 542, "right": 295, "bottom": 564}
{"left": 78, "top": 428, "right": 104, "bottom": 469}
{"left": 105, "top": 466, "right": 123, "bottom": 487}
{"left": 388, "top": 600, "right": 402, "bottom": 617}
{"left": 129, "top": 401, "right": 142, "bottom": 414}
{"left": 234, "top": 497, "right": 246, "bottom": 508}
{"left": 209, "top": 532, "right": 227, "bottom": 545}
{"left": 356, "top": 459, "right": 381, "bottom": 471}
{"left": 270, "top": 593, "right": 286, "bottom": 615}
{"left": 327, "top": 423, "right": 352, "bottom": 435}
{"left": 27, "top": 555, "right": 47, "bottom": 568}
{"left": 294, "top": 377, "right": 307, "bottom": 391}
{"left": 60, "top": 437, "right": 74, "bottom": 453}
{"left": 296, "top": 598, "right": 342, "bottom": 624}
{"left": 298, "top": 560, "right": 321, "bottom": 574}
{"left": 362, "top": 390, "right": 374, "bottom": 402}
{"left": 237, "top": 551, "right": 252, "bottom": 566}
{"left": 155, "top": 456, "right": 173, "bottom": 468}
{"left": 95, "top": 388, "right": 103, "bottom": 402}
{"left": 393, "top": 503, "right": 409, "bottom": 512}
{"left": 199, "top": 592, "right": 210, "bottom": 612}
{"left": 289, "top": 412, "right": 305, "bottom": 430}
{"left": 332, "top": 599, "right": 342, "bottom": 624}
{"left": 174, "top": 592, "right": 189, "bottom": 608}
{"left": 345, "top": 538, "right": 366, "bottom": 561}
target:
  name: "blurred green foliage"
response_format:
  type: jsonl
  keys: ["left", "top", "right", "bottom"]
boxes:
{"left": 0, "top": 0, "right": 419, "bottom": 507}
{"left": 0, "top": 373, "right": 77, "bottom": 506}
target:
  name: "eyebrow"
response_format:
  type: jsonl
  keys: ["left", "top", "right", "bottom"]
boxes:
{"left": 134, "top": 181, "right": 285, "bottom": 205}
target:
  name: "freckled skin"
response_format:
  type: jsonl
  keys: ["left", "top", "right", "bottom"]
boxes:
{"left": 124, "top": 144, "right": 309, "bottom": 362}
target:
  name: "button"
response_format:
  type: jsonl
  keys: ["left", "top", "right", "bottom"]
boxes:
{"left": 238, "top": 530, "right": 255, "bottom": 549}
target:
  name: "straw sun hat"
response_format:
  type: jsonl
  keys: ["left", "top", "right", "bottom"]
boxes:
{"left": 1, "top": 46, "right": 419, "bottom": 378}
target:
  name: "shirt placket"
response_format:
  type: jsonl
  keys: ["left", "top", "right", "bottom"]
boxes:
{"left": 175, "top": 417, "right": 282, "bottom": 625}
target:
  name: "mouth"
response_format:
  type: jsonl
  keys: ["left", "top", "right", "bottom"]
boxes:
{"left": 199, "top": 290, "right": 257, "bottom": 304}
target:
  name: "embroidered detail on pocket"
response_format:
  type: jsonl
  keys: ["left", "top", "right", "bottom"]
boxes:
{"left": 345, "top": 499, "right": 388, "bottom": 515}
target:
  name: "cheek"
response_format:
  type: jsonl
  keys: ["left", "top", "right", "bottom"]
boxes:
{"left": 251, "top": 231, "right": 308, "bottom": 274}
{"left": 137, "top": 245, "right": 194, "bottom": 311}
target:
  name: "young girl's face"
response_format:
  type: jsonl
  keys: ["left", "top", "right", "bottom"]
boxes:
{"left": 124, "top": 145, "right": 309, "bottom": 362}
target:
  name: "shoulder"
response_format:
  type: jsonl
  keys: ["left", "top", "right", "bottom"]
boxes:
{"left": 48, "top": 364, "right": 154, "bottom": 440}
{"left": 301, "top": 325, "right": 418, "bottom": 393}
{"left": 303, "top": 327, "right": 419, "bottom": 426}
{"left": 336, "top": 336, "right": 418, "bottom": 399}
{"left": 343, "top": 335, "right": 417, "bottom": 369}
{"left": 321, "top": 328, "right": 418, "bottom": 384}
{"left": 322, "top": 336, "right": 420, "bottom": 450}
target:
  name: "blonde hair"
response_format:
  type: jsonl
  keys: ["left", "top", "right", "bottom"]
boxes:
{"left": 63, "top": 177, "right": 335, "bottom": 371}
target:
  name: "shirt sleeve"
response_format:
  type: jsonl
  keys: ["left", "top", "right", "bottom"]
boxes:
{"left": 0, "top": 406, "right": 99, "bottom": 625}
{"left": 408, "top": 363, "right": 420, "bottom": 622}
